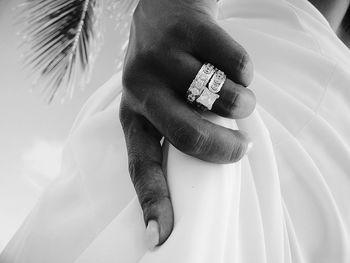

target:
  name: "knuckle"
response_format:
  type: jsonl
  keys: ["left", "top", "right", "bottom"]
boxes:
{"left": 140, "top": 193, "right": 160, "bottom": 213}
{"left": 163, "top": 15, "right": 196, "bottom": 43}
{"left": 191, "top": 129, "right": 210, "bottom": 154}
{"left": 140, "top": 190, "right": 167, "bottom": 213}
{"left": 122, "top": 62, "right": 138, "bottom": 90}
{"left": 172, "top": 124, "right": 210, "bottom": 155}
{"left": 137, "top": 44, "right": 160, "bottom": 63}
{"left": 122, "top": 48, "right": 159, "bottom": 90}
{"left": 229, "top": 140, "right": 245, "bottom": 162}
{"left": 228, "top": 132, "right": 248, "bottom": 162}
{"left": 119, "top": 101, "right": 132, "bottom": 128}
{"left": 118, "top": 95, "right": 142, "bottom": 131}
{"left": 226, "top": 91, "right": 242, "bottom": 117}
{"left": 171, "top": 126, "right": 190, "bottom": 152}
{"left": 121, "top": 59, "right": 152, "bottom": 108}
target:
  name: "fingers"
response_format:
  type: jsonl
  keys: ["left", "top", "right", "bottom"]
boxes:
{"left": 212, "top": 78, "right": 256, "bottom": 119}
{"left": 119, "top": 101, "right": 174, "bottom": 247}
{"left": 140, "top": 84, "right": 251, "bottom": 164}
{"left": 163, "top": 53, "right": 256, "bottom": 119}
{"left": 191, "top": 21, "right": 254, "bottom": 87}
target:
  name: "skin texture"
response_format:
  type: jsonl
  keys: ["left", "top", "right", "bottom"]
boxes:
{"left": 120, "top": 0, "right": 350, "bottom": 248}
{"left": 120, "top": 0, "right": 256, "bottom": 247}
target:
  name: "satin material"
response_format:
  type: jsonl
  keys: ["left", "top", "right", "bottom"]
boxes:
{"left": 1, "top": 0, "right": 350, "bottom": 262}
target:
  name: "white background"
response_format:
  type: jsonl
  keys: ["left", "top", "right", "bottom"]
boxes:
{"left": 0, "top": 0, "right": 124, "bottom": 249}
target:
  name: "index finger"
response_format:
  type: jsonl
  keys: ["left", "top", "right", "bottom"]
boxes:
{"left": 140, "top": 83, "right": 251, "bottom": 164}
{"left": 119, "top": 101, "right": 174, "bottom": 248}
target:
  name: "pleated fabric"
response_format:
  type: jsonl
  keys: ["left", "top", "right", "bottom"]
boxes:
{"left": 1, "top": 0, "right": 350, "bottom": 262}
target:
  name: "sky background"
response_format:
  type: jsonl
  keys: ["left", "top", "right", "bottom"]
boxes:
{"left": 0, "top": 0, "right": 124, "bottom": 250}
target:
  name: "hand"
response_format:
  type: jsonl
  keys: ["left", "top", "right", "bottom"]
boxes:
{"left": 119, "top": 0, "right": 255, "bottom": 249}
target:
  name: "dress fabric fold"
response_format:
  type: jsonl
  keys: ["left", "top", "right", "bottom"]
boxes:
{"left": 1, "top": 0, "right": 350, "bottom": 262}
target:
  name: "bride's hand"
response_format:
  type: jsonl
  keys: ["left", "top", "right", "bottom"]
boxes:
{"left": 119, "top": 0, "right": 255, "bottom": 249}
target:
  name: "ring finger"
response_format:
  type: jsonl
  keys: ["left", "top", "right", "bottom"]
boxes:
{"left": 162, "top": 51, "right": 256, "bottom": 119}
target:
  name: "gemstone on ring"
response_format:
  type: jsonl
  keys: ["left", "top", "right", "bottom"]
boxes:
{"left": 196, "top": 88, "right": 220, "bottom": 110}
{"left": 186, "top": 63, "right": 215, "bottom": 103}
{"left": 208, "top": 69, "right": 226, "bottom": 94}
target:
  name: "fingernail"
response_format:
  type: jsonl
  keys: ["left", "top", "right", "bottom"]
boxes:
{"left": 146, "top": 220, "right": 159, "bottom": 250}
{"left": 246, "top": 141, "right": 253, "bottom": 155}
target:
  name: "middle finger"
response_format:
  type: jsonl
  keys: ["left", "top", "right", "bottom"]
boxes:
{"left": 161, "top": 51, "right": 256, "bottom": 119}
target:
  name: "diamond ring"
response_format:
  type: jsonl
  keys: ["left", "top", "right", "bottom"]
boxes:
{"left": 186, "top": 63, "right": 215, "bottom": 103}
{"left": 208, "top": 69, "right": 226, "bottom": 94}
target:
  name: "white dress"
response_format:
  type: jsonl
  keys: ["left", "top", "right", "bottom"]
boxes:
{"left": 1, "top": 0, "right": 350, "bottom": 262}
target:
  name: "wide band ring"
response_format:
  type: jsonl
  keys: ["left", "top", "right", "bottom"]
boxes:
{"left": 186, "top": 63, "right": 215, "bottom": 103}
{"left": 208, "top": 69, "right": 226, "bottom": 94}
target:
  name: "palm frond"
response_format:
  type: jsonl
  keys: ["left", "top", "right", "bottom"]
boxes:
{"left": 19, "top": 0, "right": 101, "bottom": 102}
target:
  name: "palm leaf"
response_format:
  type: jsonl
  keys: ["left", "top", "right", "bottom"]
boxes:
{"left": 19, "top": 0, "right": 100, "bottom": 102}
